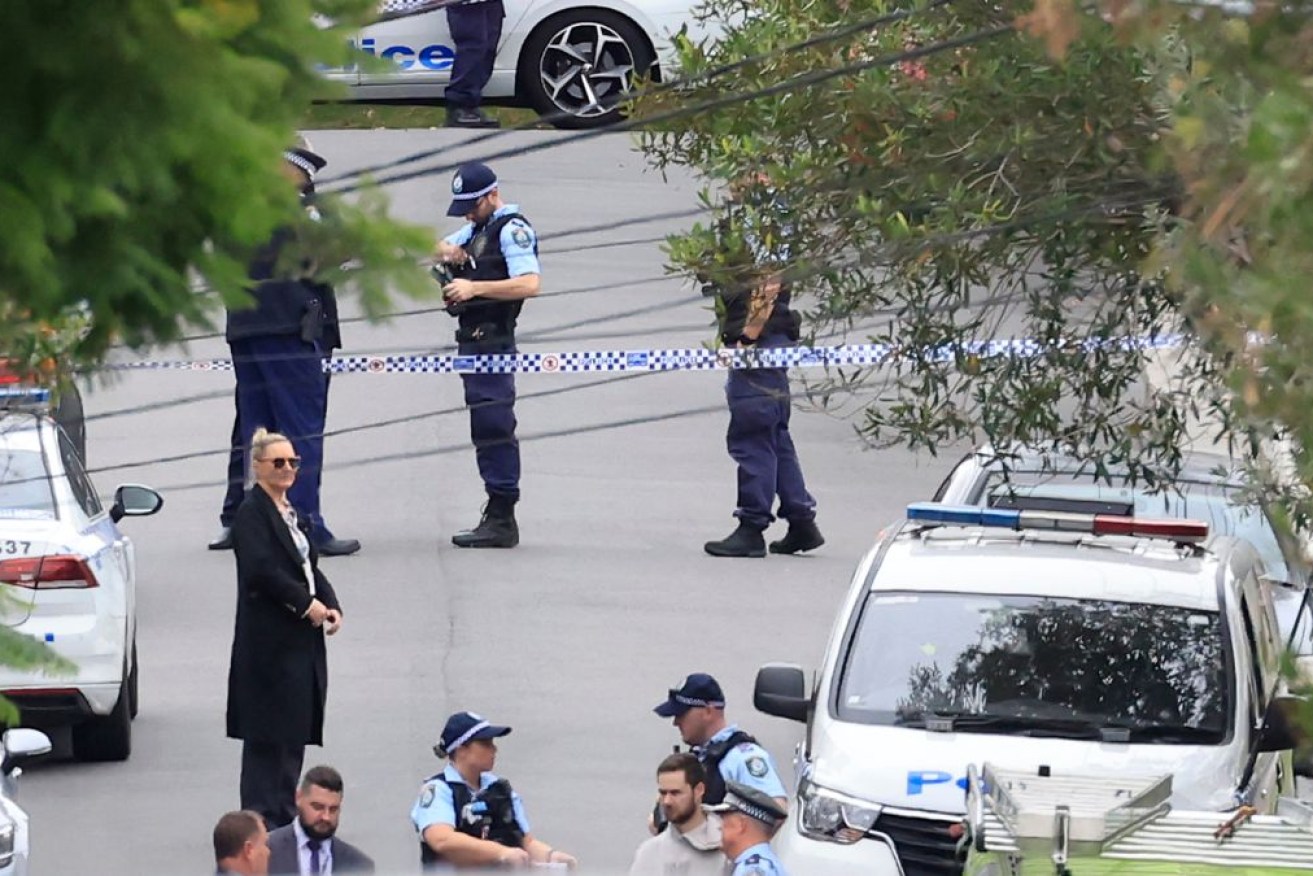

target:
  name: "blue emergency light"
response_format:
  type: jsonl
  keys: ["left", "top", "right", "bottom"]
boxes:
{"left": 0, "top": 386, "right": 50, "bottom": 407}
{"left": 906, "top": 502, "right": 1209, "bottom": 543}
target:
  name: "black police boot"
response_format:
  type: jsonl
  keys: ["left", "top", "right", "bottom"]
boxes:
{"left": 452, "top": 495, "right": 519, "bottom": 548}
{"left": 704, "top": 522, "right": 767, "bottom": 558}
{"left": 446, "top": 106, "right": 500, "bottom": 129}
{"left": 769, "top": 519, "right": 825, "bottom": 555}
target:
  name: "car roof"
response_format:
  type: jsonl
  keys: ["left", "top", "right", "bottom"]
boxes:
{"left": 0, "top": 411, "right": 50, "bottom": 453}
{"left": 873, "top": 526, "right": 1224, "bottom": 611}
{"left": 970, "top": 444, "right": 1245, "bottom": 488}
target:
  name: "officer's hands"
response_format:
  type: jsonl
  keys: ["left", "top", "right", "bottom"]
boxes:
{"left": 497, "top": 848, "right": 530, "bottom": 868}
{"left": 546, "top": 849, "right": 578, "bottom": 868}
{"left": 323, "top": 608, "right": 343, "bottom": 636}
{"left": 444, "top": 278, "right": 477, "bottom": 304}
{"left": 437, "top": 241, "right": 468, "bottom": 264}
{"left": 304, "top": 599, "right": 330, "bottom": 627}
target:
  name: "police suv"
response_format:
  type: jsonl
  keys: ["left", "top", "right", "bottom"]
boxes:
{"left": 0, "top": 387, "right": 162, "bottom": 762}
{"left": 753, "top": 503, "right": 1300, "bottom": 876}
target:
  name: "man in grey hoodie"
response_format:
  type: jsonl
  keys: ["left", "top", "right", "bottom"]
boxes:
{"left": 629, "top": 754, "right": 725, "bottom": 876}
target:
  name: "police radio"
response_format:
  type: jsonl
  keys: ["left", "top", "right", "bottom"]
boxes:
{"left": 459, "top": 779, "right": 525, "bottom": 849}
{"left": 431, "top": 256, "right": 477, "bottom": 316}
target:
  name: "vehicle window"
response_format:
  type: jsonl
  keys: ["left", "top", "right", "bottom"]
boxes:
{"left": 838, "top": 592, "right": 1229, "bottom": 743}
{"left": 58, "top": 430, "right": 102, "bottom": 519}
{"left": 1239, "top": 595, "right": 1266, "bottom": 722}
{"left": 0, "top": 447, "right": 57, "bottom": 519}
{"left": 931, "top": 453, "right": 973, "bottom": 502}
{"left": 982, "top": 474, "right": 1289, "bottom": 583}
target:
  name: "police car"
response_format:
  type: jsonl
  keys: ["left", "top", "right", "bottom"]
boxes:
{"left": 753, "top": 503, "right": 1300, "bottom": 876}
{"left": 329, "top": 0, "right": 715, "bottom": 127}
{"left": 0, "top": 729, "right": 51, "bottom": 876}
{"left": 0, "top": 388, "right": 162, "bottom": 762}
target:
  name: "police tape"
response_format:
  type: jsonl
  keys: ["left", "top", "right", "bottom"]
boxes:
{"left": 102, "top": 334, "right": 1188, "bottom": 376}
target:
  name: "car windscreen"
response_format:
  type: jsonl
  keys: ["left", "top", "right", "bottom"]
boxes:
{"left": 838, "top": 592, "right": 1229, "bottom": 743}
{"left": 983, "top": 474, "right": 1288, "bottom": 583}
{"left": 0, "top": 448, "right": 57, "bottom": 519}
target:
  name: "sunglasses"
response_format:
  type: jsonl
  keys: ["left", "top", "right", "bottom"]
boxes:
{"left": 262, "top": 457, "right": 302, "bottom": 470}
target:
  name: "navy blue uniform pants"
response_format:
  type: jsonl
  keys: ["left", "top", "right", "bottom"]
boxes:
{"left": 220, "top": 387, "right": 244, "bottom": 527}
{"left": 446, "top": 0, "right": 505, "bottom": 109}
{"left": 229, "top": 336, "right": 335, "bottom": 543}
{"left": 460, "top": 341, "right": 519, "bottom": 500}
{"left": 726, "top": 337, "right": 816, "bottom": 530}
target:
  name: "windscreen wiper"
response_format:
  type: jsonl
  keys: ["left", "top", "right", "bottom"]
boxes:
{"left": 1101, "top": 722, "right": 1222, "bottom": 744}
{"left": 897, "top": 711, "right": 1115, "bottom": 740}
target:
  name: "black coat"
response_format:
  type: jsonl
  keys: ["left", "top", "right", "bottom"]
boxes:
{"left": 226, "top": 486, "right": 341, "bottom": 746}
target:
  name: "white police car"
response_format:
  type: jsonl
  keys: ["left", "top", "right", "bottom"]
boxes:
{"left": 0, "top": 391, "right": 162, "bottom": 762}
{"left": 754, "top": 503, "right": 1300, "bottom": 876}
{"left": 329, "top": 0, "right": 716, "bottom": 127}
{"left": 0, "top": 729, "right": 51, "bottom": 876}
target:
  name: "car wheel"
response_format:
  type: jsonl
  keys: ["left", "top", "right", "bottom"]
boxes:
{"left": 71, "top": 676, "right": 131, "bottom": 763}
{"left": 127, "top": 639, "right": 139, "bottom": 720}
{"left": 518, "top": 10, "right": 654, "bottom": 130}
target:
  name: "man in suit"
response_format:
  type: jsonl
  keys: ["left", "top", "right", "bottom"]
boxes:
{"left": 215, "top": 810, "right": 271, "bottom": 876}
{"left": 268, "top": 766, "right": 374, "bottom": 875}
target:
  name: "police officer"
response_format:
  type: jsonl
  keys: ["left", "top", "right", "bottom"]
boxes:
{"left": 706, "top": 783, "right": 789, "bottom": 876}
{"left": 652, "top": 674, "right": 787, "bottom": 817}
{"left": 435, "top": 163, "right": 540, "bottom": 549}
{"left": 410, "top": 711, "right": 577, "bottom": 870}
{"left": 218, "top": 140, "right": 358, "bottom": 557}
{"left": 445, "top": 0, "right": 504, "bottom": 128}
{"left": 702, "top": 177, "right": 823, "bottom": 559}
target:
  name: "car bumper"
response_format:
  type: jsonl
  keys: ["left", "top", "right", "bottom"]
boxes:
{"left": 777, "top": 818, "right": 906, "bottom": 876}
{"left": 2, "top": 683, "right": 120, "bottom": 725}
{"left": 0, "top": 614, "right": 125, "bottom": 721}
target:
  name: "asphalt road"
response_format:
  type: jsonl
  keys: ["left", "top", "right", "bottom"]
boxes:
{"left": 15, "top": 129, "right": 961, "bottom": 876}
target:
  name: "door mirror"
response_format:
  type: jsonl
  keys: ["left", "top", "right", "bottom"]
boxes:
{"left": 2, "top": 728, "right": 51, "bottom": 775}
{"left": 754, "top": 663, "right": 809, "bottom": 723}
{"left": 110, "top": 484, "right": 164, "bottom": 523}
{"left": 1257, "top": 695, "right": 1310, "bottom": 753}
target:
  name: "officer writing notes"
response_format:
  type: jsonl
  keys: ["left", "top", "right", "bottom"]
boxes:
{"left": 411, "top": 711, "right": 577, "bottom": 870}
{"left": 445, "top": 0, "right": 504, "bottom": 128}
{"left": 702, "top": 177, "right": 823, "bottom": 559}
{"left": 652, "top": 674, "right": 787, "bottom": 820}
{"left": 435, "top": 163, "right": 539, "bottom": 549}
{"left": 707, "top": 783, "right": 789, "bottom": 876}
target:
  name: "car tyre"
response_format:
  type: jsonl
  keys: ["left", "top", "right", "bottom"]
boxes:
{"left": 518, "top": 10, "right": 654, "bottom": 130}
{"left": 71, "top": 675, "right": 131, "bottom": 763}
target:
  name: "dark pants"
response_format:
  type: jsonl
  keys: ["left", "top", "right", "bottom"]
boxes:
{"left": 726, "top": 336, "right": 816, "bottom": 530}
{"left": 240, "top": 740, "right": 305, "bottom": 830}
{"left": 230, "top": 336, "right": 335, "bottom": 543}
{"left": 446, "top": 0, "right": 504, "bottom": 109}
{"left": 219, "top": 387, "right": 244, "bottom": 527}
{"left": 459, "top": 341, "right": 519, "bottom": 500}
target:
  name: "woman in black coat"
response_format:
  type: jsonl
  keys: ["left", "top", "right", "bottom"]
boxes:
{"left": 227, "top": 427, "right": 343, "bottom": 829}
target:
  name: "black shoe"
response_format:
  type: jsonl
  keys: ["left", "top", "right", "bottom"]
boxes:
{"left": 315, "top": 537, "right": 361, "bottom": 557}
{"left": 704, "top": 523, "right": 767, "bottom": 558}
{"left": 769, "top": 519, "right": 825, "bottom": 555}
{"left": 446, "top": 107, "right": 500, "bottom": 129}
{"left": 208, "top": 527, "right": 233, "bottom": 551}
{"left": 452, "top": 496, "right": 519, "bottom": 548}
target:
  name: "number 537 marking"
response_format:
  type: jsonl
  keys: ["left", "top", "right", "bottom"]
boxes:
{"left": 1, "top": 541, "right": 31, "bottom": 555}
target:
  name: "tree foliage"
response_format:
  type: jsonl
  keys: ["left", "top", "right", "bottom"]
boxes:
{"left": 0, "top": 0, "right": 432, "bottom": 372}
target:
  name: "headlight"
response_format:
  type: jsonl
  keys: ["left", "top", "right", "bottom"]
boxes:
{"left": 798, "top": 777, "right": 882, "bottom": 844}
{"left": 0, "top": 820, "right": 15, "bottom": 868}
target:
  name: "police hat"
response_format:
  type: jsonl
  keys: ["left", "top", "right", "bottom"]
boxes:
{"left": 704, "top": 782, "right": 787, "bottom": 827}
{"left": 284, "top": 135, "right": 327, "bottom": 180}
{"left": 434, "top": 711, "right": 512, "bottom": 757}
{"left": 447, "top": 162, "right": 498, "bottom": 217}
{"left": 653, "top": 672, "right": 725, "bottom": 718}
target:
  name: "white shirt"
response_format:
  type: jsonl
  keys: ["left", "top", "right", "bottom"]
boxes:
{"left": 293, "top": 819, "right": 334, "bottom": 876}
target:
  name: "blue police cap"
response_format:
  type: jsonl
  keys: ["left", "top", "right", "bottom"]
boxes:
{"left": 704, "top": 781, "right": 787, "bottom": 827}
{"left": 653, "top": 672, "right": 725, "bottom": 718}
{"left": 435, "top": 711, "right": 512, "bottom": 757}
{"left": 447, "top": 162, "right": 498, "bottom": 217}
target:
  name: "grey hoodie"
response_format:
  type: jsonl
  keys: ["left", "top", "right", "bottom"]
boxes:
{"left": 628, "top": 814, "right": 725, "bottom": 876}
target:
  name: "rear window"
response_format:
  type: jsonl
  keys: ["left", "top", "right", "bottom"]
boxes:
{"left": 0, "top": 448, "right": 56, "bottom": 519}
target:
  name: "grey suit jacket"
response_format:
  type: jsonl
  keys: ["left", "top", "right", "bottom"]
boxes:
{"left": 267, "top": 823, "right": 375, "bottom": 875}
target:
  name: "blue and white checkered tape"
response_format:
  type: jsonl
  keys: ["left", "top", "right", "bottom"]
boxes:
{"left": 103, "top": 334, "right": 1187, "bottom": 375}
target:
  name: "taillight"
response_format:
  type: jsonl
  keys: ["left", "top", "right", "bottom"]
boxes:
{"left": 0, "top": 555, "right": 98, "bottom": 589}
{"left": 0, "top": 359, "right": 19, "bottom": 386}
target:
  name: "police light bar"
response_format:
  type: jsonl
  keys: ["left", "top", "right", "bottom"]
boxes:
{"left": 906, "top": 502, "right": 1209, "bottom": 543}
{"left": 0, "top": 386, "right": 51, "bottom": 408}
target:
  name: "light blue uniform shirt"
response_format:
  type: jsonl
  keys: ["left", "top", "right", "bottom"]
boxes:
{"left": 701, "top": 725, "right": 788, "bottom": 800}
{"left": 410, "top": 763, "right": 532, "bottom": 837}
{"left": 443, "top": 204, "right": 540, "bottom": 278}
{"left": 730, "top": 841, "right": 788, "bottom": 876}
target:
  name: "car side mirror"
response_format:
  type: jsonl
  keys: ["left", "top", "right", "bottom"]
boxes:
{"left": 1, "top": 728, "right": 51, "bottom": 775}
{"left": 1257, "top": 695, "right": 1310, "bottom": 754}
{"left": 110, "top": 484, "right": 164, "bottom": 523}
{"left": 754, "top": 663, "right": 809, "bottom": 723}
